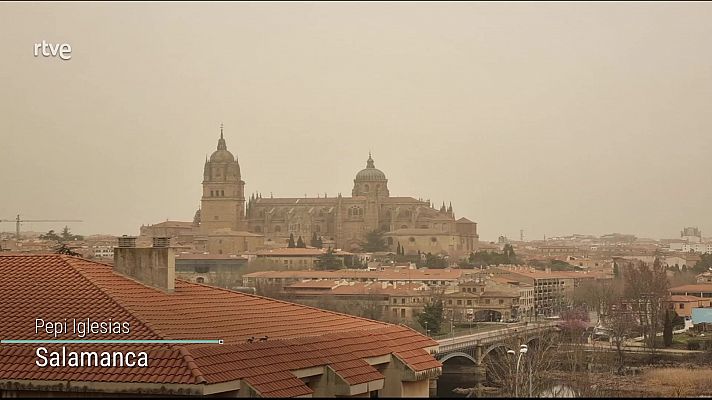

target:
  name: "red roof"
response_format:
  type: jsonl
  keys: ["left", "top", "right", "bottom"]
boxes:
{"left": 670, "top": 284, "right": 712, "bottom": 293}
{"left": 0, "top": 254, "right": 440, "bottom": 396}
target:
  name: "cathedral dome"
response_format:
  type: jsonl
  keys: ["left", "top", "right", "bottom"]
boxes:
{"left": 209, "top": 128, "right": 235, "bottom": 162}
{"left": 355, "top": 154, "right": 386, "bottom": 181}
{"left": 210, "top": 149, "right": 235, "bottom": 163}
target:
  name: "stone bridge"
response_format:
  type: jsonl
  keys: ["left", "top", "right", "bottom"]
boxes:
{"left": 431, "top": 321, "right": 558, "bottom": 395}
{"left": 434, "top": 321, "right": 558, "bottom": 364}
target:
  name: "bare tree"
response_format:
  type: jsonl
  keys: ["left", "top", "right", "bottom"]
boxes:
{"left": 607, "top": 299, "right": 637, "bottom": 374}
{"left": 623, "top": 258, "right": 669, "bottom": 354}
{"left": 480, "top": 331, "right": 560, "bottom": 397}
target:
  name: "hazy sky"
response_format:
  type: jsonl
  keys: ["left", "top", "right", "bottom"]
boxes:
{"left": 1, "top": 2, "right": 711, "bottom": 241}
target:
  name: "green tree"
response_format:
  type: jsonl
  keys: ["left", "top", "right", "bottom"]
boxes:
{"left": 54, "top": 243, "right": 81, "bottom": 257}
{"left": 296, "top": 235, "right": 306, "bottom": 248}
{"left": 663, "top": 309, "right": 674, "bottom": 348}
{"left": 317, "top": 247, "right": 343, "bottom": 270}
{"left": 310, "top": 232, "right": 318, "bottom": 247}
{"left": 417, "top": 298, "right": 444, "bottom": 334}
{"left": 39, "top": 230, "right": 62, "bottom": 241}
{"left": 287, "top": 233, "right": 296, "bottom": 248}
{"left": 502, "top": 243, "right": 517, "bottom": 262}
{"left": 694, "top": 254, "right": 712, "bottom": 273}
{"left": 361, "top": 230, "right": 387, "bottom": 252}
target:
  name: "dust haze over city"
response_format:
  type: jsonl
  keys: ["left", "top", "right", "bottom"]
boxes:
{"left": 1, "top": 2, "right": 711, "bottom": 241}
{"left": 4, "top": 2, "right": 712, "bottom": 399}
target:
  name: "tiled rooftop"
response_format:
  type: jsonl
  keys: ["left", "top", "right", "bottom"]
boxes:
{"left": 244, "top": 268, "right": 462, "bottom": 281}
{"left": 0, "top": 254, "right": 440, "bottom": 395}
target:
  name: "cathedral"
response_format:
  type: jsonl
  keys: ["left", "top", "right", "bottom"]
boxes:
{"left": 141, "top": 128, "right": 479, "bottom": 257}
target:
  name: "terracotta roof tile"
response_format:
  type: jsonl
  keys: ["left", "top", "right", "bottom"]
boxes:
{"left": 0, "top": 254, "right": 440, "bottom": 394}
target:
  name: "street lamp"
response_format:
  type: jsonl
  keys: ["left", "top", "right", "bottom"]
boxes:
{"left": 508, "top": 344, "right": 529, "bottom": 397}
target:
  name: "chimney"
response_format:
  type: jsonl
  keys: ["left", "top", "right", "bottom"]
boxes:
{"left": 114, "top": 236, "right": 175, "bottom": 292}
{"left": 152, "top": 237, "right": 170, "bottom": 248}
{"left": 118, "top": 235, "right": 137, "bottom": 248}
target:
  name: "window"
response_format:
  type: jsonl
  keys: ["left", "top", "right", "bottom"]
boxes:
{"left": 221, "top": 190, "right": 225, "bottom": 196}
{"left": 210, "top": 190, "right": 214, "bottom": 197}
{"left": 401, "top": 298, "right": 405, "bottom": 304}
{"left": 457, "top": 300, "right": 462, "bottom": 305}
{"left": 485, "top": 299, "right": 490, "bottom": 305}
{"left": 401, "top": 309, "right": 406, "bottom": 318}
{"left": 467, "top": 300, "right": 472, "bottom": 306}
{"left": 196, "top": 277, "right": 205, "bottom": 284}
{"left": 499, "top": 299, "right": 504, "bottom": 305}
{"left": 274, "top": 225, "right": 282, "bottom": 233}
{"left": 679, "top": 304, "right": 685, "bottom": 309}
{"left": 409, "top": 237, "right": 415, "bottom": 243}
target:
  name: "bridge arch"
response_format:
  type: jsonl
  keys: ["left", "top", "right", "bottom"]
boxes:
{"left": 438, "top": 351, "right": 477, "bottom": 364}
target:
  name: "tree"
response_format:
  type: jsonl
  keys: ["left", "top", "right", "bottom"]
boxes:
{"left": 482, "top": 332, "right": 560, "bottom": 397}
{"left": 287, "top": 233, "right": 296, "bottom": 248}
{"left": 310, "top": 232, "right": 318, "bottom": 247}
{"left": 39, "top": 230, "right": 62, "bottom": 241}
{"left": 54, "top": 243, "right": 81, "bottom": 257}
{"left": 417, "top": 298, "right": 444, "bottom": 334}
{"left": 296, "top": 235, "right": 306, "bottom": 248}
{"left": 361, "top": 230, "right": 388, "bottom": 252}
{"left": 694, "top": 254, "right": 712, "bottom": 273}
{"left": 607, "top": 300, "right": 636, "bottom": 374}
{"left": 502, "top": 243, "right": 517, "bottom": 263}
{"left": 315, "top": 236, "right": 323, "bottom": 249}
{"left": 317, "top": 248, "right": 343, "bottom": 270}
{"left": 59, "top": 226, "right": 83, "bottom": 242}
{"left": 663, "top": 309, "right": 674, "bottom": 348}
{"left": 613, "top": 262, "right": 620, "bottom": 279}
{"left": 623, "top": 258, "right": 669, "bottom": 354}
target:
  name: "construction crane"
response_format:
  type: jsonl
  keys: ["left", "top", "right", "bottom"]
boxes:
{"left": 0, "top": 214, "right": 83, "bottom": 240}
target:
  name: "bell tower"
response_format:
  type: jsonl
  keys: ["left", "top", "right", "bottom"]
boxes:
{"left": 200, "top": 125, "right": 247, "bottom": 233}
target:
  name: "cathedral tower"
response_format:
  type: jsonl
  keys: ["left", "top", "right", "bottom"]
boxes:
{"left": 200, "top": 126, "right": 247, "bottom": 233}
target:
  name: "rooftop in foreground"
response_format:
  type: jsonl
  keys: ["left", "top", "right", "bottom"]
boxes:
{"left": 0, "top": 254, "right": 440, "bottom": 397}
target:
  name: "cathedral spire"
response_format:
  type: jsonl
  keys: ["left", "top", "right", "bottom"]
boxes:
{"left": 217, "top": 124, "right": 227, "bottom": 150}
{"left": 366, "top": 152, "right": 375, "bottom": 169}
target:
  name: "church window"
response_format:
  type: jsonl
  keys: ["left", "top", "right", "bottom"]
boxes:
{"left": 210, "top": 190, "right": 214, "bottom": 197}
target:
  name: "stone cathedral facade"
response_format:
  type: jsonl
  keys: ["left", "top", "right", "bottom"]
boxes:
{"left": 142, "top": 129, "right": 479, "bottom": 257}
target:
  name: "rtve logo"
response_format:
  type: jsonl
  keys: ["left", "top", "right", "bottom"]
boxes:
{"left": 33, "top": 40, "right": 72, "bottom": 61}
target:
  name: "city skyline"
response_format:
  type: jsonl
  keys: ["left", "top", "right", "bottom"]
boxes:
{"left": 2, "top": 2, "right": 711, "bottom": 241}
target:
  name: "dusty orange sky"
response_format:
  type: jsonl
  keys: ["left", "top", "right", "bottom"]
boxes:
{"left": 1, "top": 2, "right": 711, "bottom": 241}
